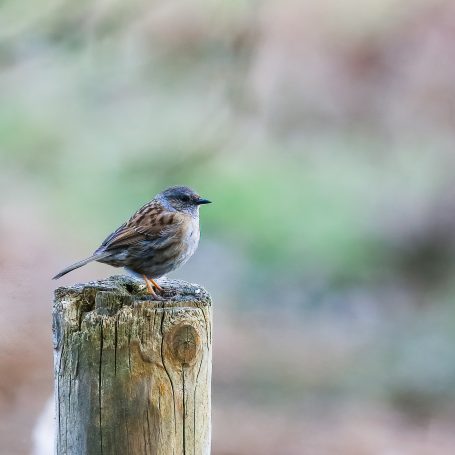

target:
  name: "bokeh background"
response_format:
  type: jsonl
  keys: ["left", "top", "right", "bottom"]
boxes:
{"left": 2, "top": 0, "right": 455, "bottom": 453}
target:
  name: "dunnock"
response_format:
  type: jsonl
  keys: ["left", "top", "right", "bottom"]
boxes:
{"left": 53, "top": 186, "right": 211, "bottom": 299}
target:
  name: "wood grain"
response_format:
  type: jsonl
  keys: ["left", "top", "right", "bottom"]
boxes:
{"left": 53, "top": 275, "right": 212, "bottom": 455}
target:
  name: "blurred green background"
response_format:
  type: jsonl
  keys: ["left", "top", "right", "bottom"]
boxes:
{"left": 2, "top": 0, "right": 455, "bottom": 453}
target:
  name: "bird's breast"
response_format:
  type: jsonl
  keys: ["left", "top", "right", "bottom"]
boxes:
{"left": 179, "top": 216, "right": 200, "bottom": 263}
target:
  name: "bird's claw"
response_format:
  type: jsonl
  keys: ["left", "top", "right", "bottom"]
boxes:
{"left": 143, "top": 275, "right": 165, "bottom": 300}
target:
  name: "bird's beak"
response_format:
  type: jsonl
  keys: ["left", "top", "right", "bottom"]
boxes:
{"left": 197, "top": 198, "right": 212, "bottom": 205}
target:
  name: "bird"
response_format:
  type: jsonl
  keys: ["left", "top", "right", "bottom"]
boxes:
{"left": 53, "top": 186, "right": 211, "bottom": 299}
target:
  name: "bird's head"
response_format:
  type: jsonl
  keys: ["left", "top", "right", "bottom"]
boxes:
{"left": 158, "top": 186, "right": 211, "bottom": 214}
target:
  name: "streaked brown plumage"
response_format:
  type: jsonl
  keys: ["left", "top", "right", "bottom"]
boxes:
{"left": 53, "top": 186, "right": 211, "bottom": 299}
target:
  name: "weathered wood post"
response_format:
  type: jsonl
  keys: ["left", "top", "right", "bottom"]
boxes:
{"left": 53, "top": 275, "right": 212, "bottom": 455}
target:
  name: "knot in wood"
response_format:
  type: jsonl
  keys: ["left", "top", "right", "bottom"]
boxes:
{"left": 170, "top": 324, "right": 200, "bottom": 365}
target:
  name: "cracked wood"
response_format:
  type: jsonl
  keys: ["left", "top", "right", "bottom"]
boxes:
{"left": 53, "top": 275, "right": 212, "bottom": 455}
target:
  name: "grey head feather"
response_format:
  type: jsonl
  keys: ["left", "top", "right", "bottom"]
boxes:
{"left": 156, "top": 186, "right": 202, "bottom": 217}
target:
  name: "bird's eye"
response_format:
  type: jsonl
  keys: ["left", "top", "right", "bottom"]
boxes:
{"left": 181, "top": 195, "right": 191, "bottom": 202}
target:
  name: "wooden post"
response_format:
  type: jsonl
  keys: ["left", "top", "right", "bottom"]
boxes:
{"left": 53, "top": 275, "right": 212, "bottom": 455}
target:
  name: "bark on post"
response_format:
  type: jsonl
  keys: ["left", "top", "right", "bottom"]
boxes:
{"left": 53, "top": 275, "right": 212, "bottom": 455}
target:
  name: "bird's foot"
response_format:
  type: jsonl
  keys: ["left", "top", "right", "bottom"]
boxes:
{"left": 142, "top": 275, "right": 164, "bottom": 300}
{"left": 149, "top": 278, "right": 163, "bottom": 292}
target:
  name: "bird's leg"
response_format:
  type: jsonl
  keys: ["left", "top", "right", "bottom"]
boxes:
{"left": 149, "top": 278, "right": 163, "bottom": 292}
{"left": 142, "top": 275, "right": 163, "bottom": 300}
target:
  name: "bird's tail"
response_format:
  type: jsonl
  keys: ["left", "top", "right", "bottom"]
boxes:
{"left": 52, "top": 254, "right": 106, "bottom": 280}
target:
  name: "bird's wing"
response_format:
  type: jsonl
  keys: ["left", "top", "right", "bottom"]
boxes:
{"left": 95, "top": 201, "right": 183, "bottom": 253}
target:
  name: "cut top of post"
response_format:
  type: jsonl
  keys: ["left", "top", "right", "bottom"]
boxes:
{"left": 54, "top": 274, "right": 211, "bottom": 310}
